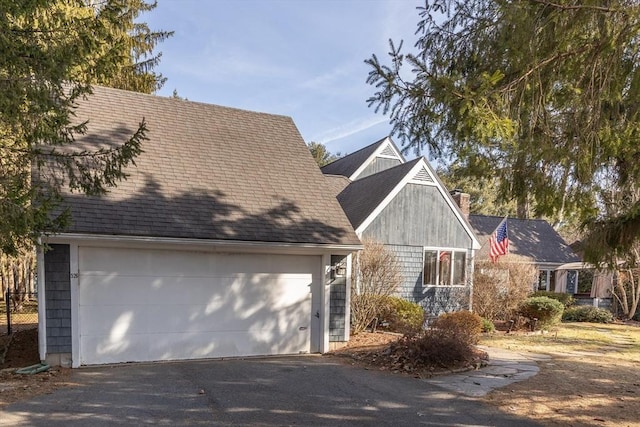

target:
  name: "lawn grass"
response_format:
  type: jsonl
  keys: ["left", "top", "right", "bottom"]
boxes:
{"left": 480, "top": 322, "right": 640, "bottom": 361}
{"left": 480, "top": 322, "right": 640, "bottom": 427}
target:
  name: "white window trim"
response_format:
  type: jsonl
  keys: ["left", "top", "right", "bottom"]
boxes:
{"left": 423, "top": 247, "right": 468, "bottom": 287}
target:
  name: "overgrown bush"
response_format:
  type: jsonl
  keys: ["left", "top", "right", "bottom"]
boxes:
{"left": 350, "top": 239, "right": 403, "bottom": 334}
{"left": 389, "top": 312, "right": 481, "bottom": 369}
{"left": 481, "top": 317, "right": 495, "bottom": 333}
{"left": 388, "top": 329, "right": 475, "bottom": 369}
{"left": 518, "top": 296, "right": 564, "bottom": 330}
{"left": 532, "top": 291, "right": 575, "bottom": 308}
{"left": 562, "top": 306, "right": 613, "bottom": 323}
{"left": 378, "top": 296, "right": 424, "bottom": 335}
{"left": 473, "top": 255, "right": 537, "bottom": 321}
{"left": 432, "top": 310, "right": 483, "bottom": 345}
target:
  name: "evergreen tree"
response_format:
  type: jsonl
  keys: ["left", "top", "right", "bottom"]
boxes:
{"left": 0, "top": 0, "right": 169, "bottom": 254}
{"left": 366, "top": 0, "right": 640, "bottom": 261}
{"left": 90, "top": 0, "right": 173, "bottom": 93}
{"left": 307, "top": 142, "right": 340, "bottom": 167}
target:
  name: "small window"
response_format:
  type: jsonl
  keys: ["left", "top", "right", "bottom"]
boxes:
{"left": 423, "top": 250, "right": 437, "bottom": 285}
{"left": 439, "top": 251, "right": 451, "bottom": 286}
{"left": 452, "top": 252, "right": 466, "bottom": 286}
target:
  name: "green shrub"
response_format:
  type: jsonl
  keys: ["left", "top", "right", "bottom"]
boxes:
{"left": 378, "top": 296, "right": 424, "bottom": 334}
{"left": 532, "top": 291, "right": 575, "bottom": 308}
{"left": 481, "top": 317, "right": 495, "bottom": 333}
{"left": 518, "top": 296, "right": 564, "bottom": 330}
{"left": 562, "top": 306, "right": 613, "bottom": 323}
{"left": 433, "top": 310, "right": 483, "bottom": 345}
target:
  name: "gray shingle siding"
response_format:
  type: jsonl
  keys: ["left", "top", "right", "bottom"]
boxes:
{"left": 364, "top": 184, "right": 472, "bottom": 248}
{"left": 358, "top": 157, "right": 402, "bottom": 179}
{"left": 384, "top": 244, "right": 471, "bottom": 316}
{"left": 329, "top": 255, "right": 347, "bottom": 342}
{"left": 44, "top": 244, "right": 72, "bottom": 353}
{"left": 421, "top": 287, "right": 471, "bottom": 317}
{"left": 386, "top": 244, "right": 424, "bottom": 302}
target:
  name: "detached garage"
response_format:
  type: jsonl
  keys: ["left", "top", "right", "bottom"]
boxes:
{"left": 38, "top": 87, "right": 360, "bottom": 367}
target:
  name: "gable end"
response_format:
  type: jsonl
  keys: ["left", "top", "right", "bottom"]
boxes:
{"left": 379, "top": 144, "right": 399, "bottom": 158}
{"left": 409, "top": 166, "right": 435, "bottom": 185}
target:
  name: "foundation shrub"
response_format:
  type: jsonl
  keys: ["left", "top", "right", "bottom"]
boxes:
{"left": 518, "top": 296, "right": 564, "bottom": 330}
{"left": 432, "top": 310, "right": 483, "bottom": 345}
{"left": 481, "top": 317, "right": 496, "bottom": 333}
{"left": 378, "top": 296, "right": 425, "bottom": 335}
{"left": 532, "top": 291, "right": 575, "bottom": 308}
{"left": 562, "top": 306, "right": 613, "bottom": 323}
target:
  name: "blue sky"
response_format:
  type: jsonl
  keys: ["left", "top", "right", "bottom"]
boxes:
{"left": 144, "top": 0, "right": 424, "bottom": 156}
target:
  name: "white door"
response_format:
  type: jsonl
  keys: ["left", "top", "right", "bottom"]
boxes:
{"left": 78, "top": 247, "right": 320, "bottom": 365}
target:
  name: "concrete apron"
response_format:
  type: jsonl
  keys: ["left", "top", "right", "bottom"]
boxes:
{"left": 423, "top": 345, "right": 549, "bottom": 397}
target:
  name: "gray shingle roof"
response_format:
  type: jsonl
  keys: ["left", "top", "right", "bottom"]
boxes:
{"left": 320, "top": 137, "right": 388, "bottom": 177}
{"left": 337, "top": 158, "right": 422, "bottom": 229}
{"left": 323, "top": 174, "right": 351, "bottom": 197}
{"left": 469, "top": 215, "right": 580, "bottom": 264}
{"left": 53, "top": 86, "right": 360, "bottom": 246}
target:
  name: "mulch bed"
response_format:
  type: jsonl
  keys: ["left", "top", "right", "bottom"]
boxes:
{"left": 329, "top": 331, "right": 488, "bottom": 378}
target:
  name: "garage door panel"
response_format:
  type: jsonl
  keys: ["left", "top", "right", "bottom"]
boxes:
{"left": 80, "top": 287, "right": 311, "bottom": 336}
{"left": 79, "top": 274, "right": 313, "bottom": 307}
{"left": 81, "top": 321, "right": 312, "bottom": 365}
{"left": 80, "top": 247, "right": 319, "bottom": 277}
{"left": 78, "top": 247, "right": 319, "bottom": 365}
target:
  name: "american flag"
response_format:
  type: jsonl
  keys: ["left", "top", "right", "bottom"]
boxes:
{"left": 489, "top": 218, "right": 509, "bottom": 263}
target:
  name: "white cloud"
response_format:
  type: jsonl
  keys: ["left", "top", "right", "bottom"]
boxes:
{"left": 314, "top": 116, "right": 389, "bottom": 145}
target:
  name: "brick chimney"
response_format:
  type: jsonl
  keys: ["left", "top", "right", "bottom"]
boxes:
{"left": 450, "top": 189, "right": 470, "bottom": 219}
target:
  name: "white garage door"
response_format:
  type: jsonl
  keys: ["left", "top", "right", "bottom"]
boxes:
{"left": 78, "top": 247, "right": 320, "bottom": 365}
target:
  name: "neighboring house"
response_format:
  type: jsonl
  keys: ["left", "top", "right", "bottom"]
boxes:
{"left": 468, "top": 215, "right": 580, "bottom": 291}
{"left": 37, "top": 86, "right": 361, "bottom": 367}
{"left": 469, "top": 215, "right": 614, "bottom": 308}
{"left": 555, "top": 262, "right": 614, "bottom": 309}
{"left": 322, "top": 137, "right": 480, "bottom": 322}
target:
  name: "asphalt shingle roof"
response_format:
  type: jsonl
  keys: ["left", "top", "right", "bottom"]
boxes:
{"left": 52, "top": 86, "right": 360, "bottom": 246}
{"left": 337, "top": 158, "right": 421, "bottom": 229}
{"left": 320, "top": 137, "right": 387, "bottom": 177}
{"left": 469, "top": 215, "right": 580, "bottom": 264}
{"left": 323, "top": 175, "right": 352, "bottom": 197}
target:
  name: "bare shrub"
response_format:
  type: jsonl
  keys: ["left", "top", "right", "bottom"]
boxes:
{"left": 350, "top": 239, "right": 402, "bottom": 334}
{"left": 473, "top": 254, "right": 536, "bottom": 321}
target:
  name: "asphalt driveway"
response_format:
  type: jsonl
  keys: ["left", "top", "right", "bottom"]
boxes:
{"left": 1, "top": 355, "right": 540, "bottom": 426}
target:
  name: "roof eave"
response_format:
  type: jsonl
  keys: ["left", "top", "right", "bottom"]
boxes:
{"left": 44, "top": 233, "right": 363, "bottom": 255}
